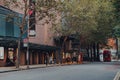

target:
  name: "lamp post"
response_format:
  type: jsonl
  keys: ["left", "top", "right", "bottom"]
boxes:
{"left": 26, "top": 12, "right": 30, "bottom": 69}
{"left": 26, "top": 37, "right": 29, "bottom": 69}
{"left": 23, "top": 37, "right": 29, "bottom": 69}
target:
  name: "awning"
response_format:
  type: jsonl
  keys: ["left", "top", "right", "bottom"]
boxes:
{"left": 0, "top": 36, "right": 18, "bottom": 47}
{"left": 0, "top": 36, "right": 60, "bottom": 51}
{"left": 29, "top": 43, "right": 60, "bottom": 51}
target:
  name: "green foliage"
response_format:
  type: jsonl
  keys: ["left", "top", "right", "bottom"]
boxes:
{"left": 92, "top": 0, "right": 115, "bottom": 43}
{"left": 113, "top": 25, "right": 120, "bottom": 37}
{"left": 113, "top": 0, "right": 120, "bottom": 38}
{"left": 52, "top": 0, "right": 98, "bottom": 37}
{"left": 113, "top": 0, "right": 120, "bottom": 23}
{"left": 52, "top": 1, "right": 114, "bottom": 37}
{"left": 51, "top": 0, "right": 116, "bottom": 47}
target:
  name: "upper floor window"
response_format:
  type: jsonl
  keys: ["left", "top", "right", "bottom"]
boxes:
{"left": 6, "top": 17, "right": 14, "bottom": 37}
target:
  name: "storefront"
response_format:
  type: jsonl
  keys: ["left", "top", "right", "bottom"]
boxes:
{"left": 0, "top": 5, "right": 61, "bottom": 67}
{"left": 0, "top": 37, "right": 18, "bottom": 66}
{"left": 0, "top": 38, "right": 60, "bottom": 67}
{"left": 28, "top": 43, "right": 60, "bottom": 65}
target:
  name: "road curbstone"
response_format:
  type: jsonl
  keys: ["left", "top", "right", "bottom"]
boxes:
{"left": 0, "top": 62, "right": 89, "bottom": 73}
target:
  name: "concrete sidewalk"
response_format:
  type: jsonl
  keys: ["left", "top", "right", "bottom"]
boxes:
{"left": 0, "top": 62, "right": 92, "bottom": 73}
{"left": 0, "top": 64, "right": 60, "bottom": 73}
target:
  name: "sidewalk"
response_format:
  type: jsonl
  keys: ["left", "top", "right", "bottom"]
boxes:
{"left": 0, "top": 62, "right": 87, "bottom": 73}
{"left": 0, "top": 62, "right": 90, "bottom": 73}
{"left": 0, "top": 64, "right": 60, "bottom": 73}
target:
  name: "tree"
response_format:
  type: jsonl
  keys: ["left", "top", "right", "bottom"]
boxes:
{"left": 113, "top": 0, "right": 120, "bottom": 59}
{"left": 52, "top": 0, "right": 97, "bottom": 48}
{"left": 86, "top": 0, "right": 115, "bottom": 61}
{"left": 51, "top": 0, "right": 115, "bottom": 61}
{"left": 113, "top": 0, "right": 120, "bottom": 24}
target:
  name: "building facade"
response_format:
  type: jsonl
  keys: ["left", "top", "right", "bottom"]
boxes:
{"left": 0, "top": 2, "right": 60, "bottom": 67}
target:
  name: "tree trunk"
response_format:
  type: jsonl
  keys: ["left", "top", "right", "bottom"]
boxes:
{"left": 60, "top": 36, "right": 68, "bottom": 64}
{"left": 86, "top": 47, "right": 89, "bottom": 61}
{"left": 93, "top": 42, "right": 96, "bottom": 61}
{"left": 96, "top": 42, "right": 100, "bottom": 61}
{"left": 87, "top": 44, "right": 90, "bottom": 61}
{"left": 16, "top": 37, "right": 21, "bottom": 69}
{"left": 90, "top": 43, "right": 93, "bottom": 62}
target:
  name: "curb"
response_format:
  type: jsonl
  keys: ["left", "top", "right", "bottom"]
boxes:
{"left": 0, "top": 69, "right": 19, "bottom": 73}
{"left": 0, "top": 64, "right": 61, "bottom": 73}
{"left": 0, "top": 63, "right": 83, "bottom": 73}
{"left": 113, "top": 71, "right": 120, "bottom": 80}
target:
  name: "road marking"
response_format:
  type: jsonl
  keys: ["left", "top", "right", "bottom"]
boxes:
{"left": 113, "top": 71, "right": 120, "bottom": 80}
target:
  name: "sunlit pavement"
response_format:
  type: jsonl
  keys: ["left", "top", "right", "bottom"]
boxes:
{"left": 0, "top": 62, "right": 119, "bottom": 80}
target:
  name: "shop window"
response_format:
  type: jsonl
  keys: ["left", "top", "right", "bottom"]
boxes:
{"left": 0, "top": 47, "right": 4, "bottom": 59}
{"left": 8, "top": 48, "right": 14, "bottom": 61}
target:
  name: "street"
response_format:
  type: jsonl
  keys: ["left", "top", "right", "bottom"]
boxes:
{"left": 0, "top": 62, "right": 119, "bottom": 80}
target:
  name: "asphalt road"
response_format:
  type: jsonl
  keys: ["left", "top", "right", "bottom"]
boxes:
{"left": 0, "top": 62, "right": 119, "bottom": 80}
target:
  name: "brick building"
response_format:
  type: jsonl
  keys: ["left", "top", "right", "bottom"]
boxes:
{"left": 0, "top": 1, "right": 60, "bottom": 67}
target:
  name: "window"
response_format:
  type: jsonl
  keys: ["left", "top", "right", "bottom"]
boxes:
{"left": 0, "top": 47, "right": 4, "bottom": 59}
{"left": 0, "top": 14, "right": 6, "bottom": 36}
{"left": 6, "top": 17, "right": 14, "bottom": 37}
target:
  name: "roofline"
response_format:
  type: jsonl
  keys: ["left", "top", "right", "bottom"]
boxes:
{"left": 0, "top": 5, "right": 23, "bottom": 15}
{"left": 0, "top": 5, "right": 14, "bottom": 12}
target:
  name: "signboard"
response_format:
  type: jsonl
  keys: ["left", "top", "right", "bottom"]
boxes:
{"left": 29, "top": 30, "right": 36, "bottom": 37}
{"left": 23, "top": 38, "right": 28, "bottom": 43}
{"left": 23, "top": 43, "right": 28, "bottom": 47}
{"left": 23, "top": 38, "right": 28, "bottom": 47}
{"left": 0, "top": 47, "right": 4, "bottom": 59}
{"left": 29, "top": 0, "right": 36, "bottom": 37}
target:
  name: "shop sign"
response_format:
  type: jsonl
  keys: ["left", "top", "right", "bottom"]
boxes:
{"left": 23, "top": 38, "right": 28, "bottom": 47}
{"left": 23, "top": 43, "right": 28, "bottom": 47}
{"left": 29, "top": 30, "right": 36, "bottom": 37}
{"left": 0, "top": 47, "right": 4, "bottom": 59}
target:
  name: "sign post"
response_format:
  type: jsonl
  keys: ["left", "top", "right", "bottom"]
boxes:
{"left": 23, "top": 38, "right": 29, "bottom": 69}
